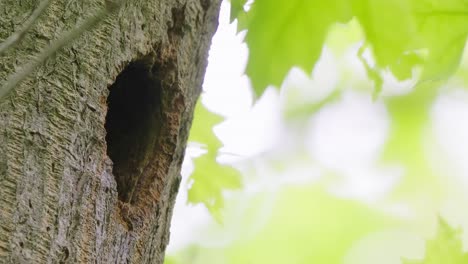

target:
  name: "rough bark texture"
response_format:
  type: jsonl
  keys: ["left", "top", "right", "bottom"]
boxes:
{"left": 0, "top": 0, "right": 220, "bottom": 263}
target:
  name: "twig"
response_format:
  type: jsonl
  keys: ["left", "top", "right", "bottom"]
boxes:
{"left": 0, "top": 0, "right": 52, "bottom": 55}
{"left": 0, "top": 1, "right": 124, "bottom": 101}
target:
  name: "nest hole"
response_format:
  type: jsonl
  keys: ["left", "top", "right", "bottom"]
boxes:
{"left": 105, "top": 59, "right": 162, "bottom": 204}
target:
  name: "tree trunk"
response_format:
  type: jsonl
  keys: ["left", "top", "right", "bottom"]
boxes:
{"left": 0, "top": 0, "right": 220, "bottom": 262}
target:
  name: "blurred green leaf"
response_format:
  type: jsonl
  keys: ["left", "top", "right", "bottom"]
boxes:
{"left": 382, "top": 82, "right": 445, "bottom": 205}
{"left": 229, "top": 0, "right": 247, "bottom": 23}
{"left": 233, "top": 0, "right": 468, "bottom": 98}
{"left": 188, "top": 100, "right": 242, "bottom": 221}
{"left": 170, "top": 185, "right": 399, "bottom": 264}
{"left": 189, "top": 100, "right": 224, "bottom": 152}
{"left": 352, "top": 0, "right": 416, "bottom": 68}
{"left": 188, "top": 152, "right": 242, "bottom": 222}
{"left": 325, "top": 18, "right": 364, "bottom": 55}
{"left": 412, "top": 0, "right": 468, "bottom": 81}
{"left": 389, "top": 53, "right": 424, "bottom": 81}
{"left": 245, "top": 0, "right": 352, "bottom": 96}
{"left": 351, "top": 0, "right": 468, "bottom": 83}
{"left": 225, "top": 186, "right": 397, "bottom": 264}
{"left": 358, "top": 44, "right": 384, "bottom": 97}
{"left": 179, "top": 0, "right": 468, "bottom": 261}
{"left": 403, "top": 218, "right": 468, "bottom": 264}
{"left": 163, "top": 256, "right": 178, "bottom": 264}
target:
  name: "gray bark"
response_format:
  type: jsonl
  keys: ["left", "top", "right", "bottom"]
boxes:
{"left": 0, "top": 0, "right": 220, "bottom": 263}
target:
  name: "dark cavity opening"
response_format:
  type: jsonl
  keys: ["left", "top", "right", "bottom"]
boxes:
{"left": 105, "top": 59, "right": 162, "bottom": 204}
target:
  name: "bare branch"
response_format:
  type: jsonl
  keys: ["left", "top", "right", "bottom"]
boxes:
{"left": 0, "top": 0, "right": 52, "bottom": 55}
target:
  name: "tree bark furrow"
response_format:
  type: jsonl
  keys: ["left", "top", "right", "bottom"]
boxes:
{"left": 0, "top": 0, "right": 220, "bottom": 263}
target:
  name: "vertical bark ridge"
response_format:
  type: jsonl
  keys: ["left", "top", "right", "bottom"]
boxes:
{"left": 0, "top": 0, "right": 221, "bottom": 263}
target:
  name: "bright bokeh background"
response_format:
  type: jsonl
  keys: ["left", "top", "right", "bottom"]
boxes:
{"left": 166, "top": 2, "right": 468, "bottom": 263}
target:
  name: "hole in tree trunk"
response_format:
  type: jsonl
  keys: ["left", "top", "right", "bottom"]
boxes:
{"left": 105, "top": 58, "right": 162, "bottom": 204}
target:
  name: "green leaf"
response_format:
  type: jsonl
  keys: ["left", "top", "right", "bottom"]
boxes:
{"left": 353, "top": 0, "right": 416, "bottom": 68}
{"left": 412, "top": 0, "right": 468, "bottom": 81}
{"left": 389, "top": 53, "right": 424, "bottom": 81}
{"left": 188, "top": 152, "right": 242, "bottom": 222}
{"left": 189, "top": 100, "right": 224, "bottom": 152}
{"left": 230, "top": 0, "right": 248, "bottom": 23}
{"left": 341, "top": 0, "right": 468, "bottom": 86}
{"left": 245, "top": 0, "right": 353, "bottom": 96}
{"left": 163, "top": 256, "right": 178, "bottom": 264}
{"left": 402, "top": 218, "right": 468, "bottom": 264}
{"left": 358, "top": 43, "right": 384, "bottom": 97}
{"left": 188, "top": 100, "right": 242, "bottom": 220}
{"left": 236, "top": 0, "right": 468, "bottom": 98}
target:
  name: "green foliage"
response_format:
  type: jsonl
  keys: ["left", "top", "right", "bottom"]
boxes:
{"left": 178, "top": 0, "right": 468, "bottom": 262}
{"left": 188, "top": 100, "right": 224, "bottom": 151}
{"left": 403, "top": 218, "right": 468, "bottom": 264}
{"left": 383, "top": 82, "right": 442, "bottom": 199}
{"left": 163, "top": 256, "right": 178, "bottom": 264}
{"left": 229, "top": 0, "right": 247, "bottom": 23}
{"left": 187, "top": 101, "right": 242, "bottom": 221}
{"left": 235, "top": 0, "right": 468, "bottom": 97}
{"left": 189, "top": 153, "right": 242, "bottom": 221}
{"left": 244, "top": 0, "right": 352, "bottom": 96}
{"left": 225, "top": 186, "right": 396, "bottom": 264}
{"left": 167, "top": 185, "right": 399, "bottom": 264}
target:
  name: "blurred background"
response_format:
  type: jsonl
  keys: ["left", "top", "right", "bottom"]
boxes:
{"left": 165, "top": 2, "right": 468, "bottom": 263}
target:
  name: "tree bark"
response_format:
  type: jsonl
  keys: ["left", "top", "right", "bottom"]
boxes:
{"left": 0, "top": 0, "right": 220, "bottom": 263}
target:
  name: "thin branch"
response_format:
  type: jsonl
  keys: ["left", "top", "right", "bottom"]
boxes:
{"left": 0, "top": 0, "right": 124, "bottom": 101}
{"left": 0, "top": 0, "right": 52, "bottom": 55}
